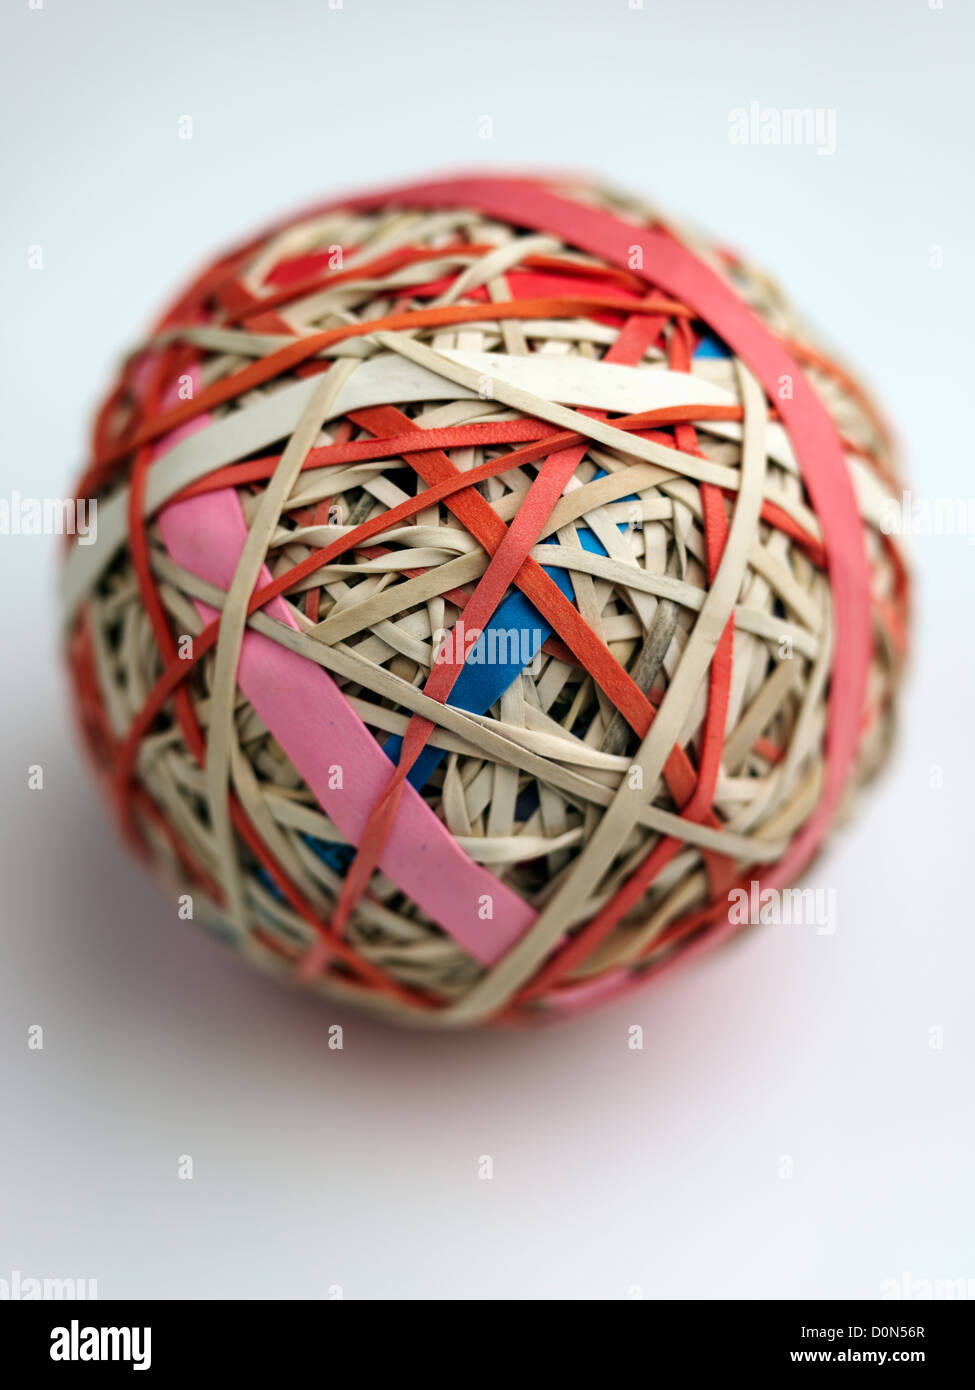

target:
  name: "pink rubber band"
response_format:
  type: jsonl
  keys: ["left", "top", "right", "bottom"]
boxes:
{"left": 152, "top": 398, "right": 535, "bottom": 966}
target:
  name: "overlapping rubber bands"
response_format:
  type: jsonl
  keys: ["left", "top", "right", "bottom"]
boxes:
{"left": 62, "top": 175, "right": 909, "bottom": 1025}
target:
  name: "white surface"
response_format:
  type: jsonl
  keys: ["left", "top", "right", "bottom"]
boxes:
{"left": 1, "top": 0, "right": 972, "bottom": 1300}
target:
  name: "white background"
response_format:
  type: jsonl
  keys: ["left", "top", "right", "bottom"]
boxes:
{"left": 1, "top": 0, "right": 972, "bottom": 1299}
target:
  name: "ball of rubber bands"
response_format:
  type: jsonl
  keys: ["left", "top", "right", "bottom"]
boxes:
{"left": 62, "top": 174, "right": 910, "bottom": 1027}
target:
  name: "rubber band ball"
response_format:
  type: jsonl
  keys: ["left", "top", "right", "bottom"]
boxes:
{"left": 61, "top": 174, "right": 910, "bottom": 1027}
